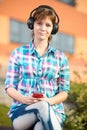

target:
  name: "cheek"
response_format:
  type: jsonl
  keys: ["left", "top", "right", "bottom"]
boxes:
{"left": 48, "top": 28, "right": 53, "bottom": 35}
{"left": 33, "top": 23, "right": 37, "bottom": 31}
{"left": 33, "top": 23, "right": 40, "bottom": 33}
{"left": 33, "top": 26, "right": 37, "bottom": 35}
{"left": 49, "top": 25, "right": 53, "bottom": 33}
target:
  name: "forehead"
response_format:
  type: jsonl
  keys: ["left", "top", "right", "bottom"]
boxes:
{"left": 35, "top": 16, "right": 53, "bottom": 23}
{"left": 34, "top": 8, "right": 55, "bottom": 23}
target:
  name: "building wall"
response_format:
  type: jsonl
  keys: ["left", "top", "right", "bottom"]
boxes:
{"left": 76, "top": 0, "right": 87, "bottom": 14}
{"left": 0, "top": 0, "right": 87, "bottom": 82}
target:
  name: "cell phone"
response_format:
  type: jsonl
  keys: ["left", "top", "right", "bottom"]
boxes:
{"left": 32, "top": 92, "right": 44, "bottom": 98}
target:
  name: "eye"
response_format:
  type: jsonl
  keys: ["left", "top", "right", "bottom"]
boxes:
{"left": 46, "top": 23, "right": 52, "bottom": 27}
{"left": 37, "top": 22, "right": 42, "bottom": 25}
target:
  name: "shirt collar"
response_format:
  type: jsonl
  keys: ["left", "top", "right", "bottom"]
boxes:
{"left": 29, "top": 41, "right": 35, "bottom": 54}
{"left": 48, "top": 44, "right": 56, "bottom": 54}
{"left": 29, "top": 41, "right": 56, "bottom": 55}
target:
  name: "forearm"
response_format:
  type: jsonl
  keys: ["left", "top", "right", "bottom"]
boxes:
{"left": 6, "top": 87, "right": 39, "bottom": 105}
{"left": 47, "top": 91, "right": 68, "bottom": 105}
{"left": 6, "top": 87, "right": 25, "bottom": 103}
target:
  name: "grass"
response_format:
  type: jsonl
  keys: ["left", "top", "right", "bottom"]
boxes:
{"left": 0, "top": 104, "right": 12, "bottom": 126}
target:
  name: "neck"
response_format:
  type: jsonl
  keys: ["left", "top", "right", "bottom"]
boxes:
{"left": 33, "top": 39, "right": 49, "bottom": 56}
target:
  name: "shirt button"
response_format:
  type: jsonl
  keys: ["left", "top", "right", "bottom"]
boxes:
{"left": 38, "top": 70, "right": 41, "bottom": 72}
{"left": 38, "top": 70, "right": 42, "bottom": 74}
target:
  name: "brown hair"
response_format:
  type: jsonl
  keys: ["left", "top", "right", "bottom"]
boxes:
{"left": 32, "top": 7, "right": 57, "bottom": 42}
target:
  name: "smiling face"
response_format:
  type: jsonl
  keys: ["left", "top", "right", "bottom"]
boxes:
{"left": 32, "top": 7, "right": 57, "bottom": 42}
{"left": 33, "top": 17, "right": 53, "bottom": 41}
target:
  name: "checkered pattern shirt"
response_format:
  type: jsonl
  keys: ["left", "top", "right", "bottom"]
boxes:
{"left": 5, "top": 41, "right": 70, "bottom": 122}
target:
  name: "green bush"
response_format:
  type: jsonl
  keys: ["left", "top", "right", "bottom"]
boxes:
{"left": 63, "top": 82, "right": 87, "bottom": 130}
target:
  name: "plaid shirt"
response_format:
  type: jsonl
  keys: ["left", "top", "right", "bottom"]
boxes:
{"left": 5, "top": 41, "right": 70, "bottom": 122}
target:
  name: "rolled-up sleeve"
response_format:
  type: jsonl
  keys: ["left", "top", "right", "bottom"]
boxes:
{"left": 57, "top": 54, "right": 70, "bottom": 93}
{"left": 5, "top": 49, "right": 20, "bottom": 90}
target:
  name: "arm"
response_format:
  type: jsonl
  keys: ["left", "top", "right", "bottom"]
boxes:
{"left": 6, "top": 87, "right": 39, "bottom": 105}
{"left": 39, "top": 54, "right": 70, "bottom": 105}
{"left": 5, "top": 49, "right": 38, "bottom": 105}
{"left": 6, "top": 87, "right": 25, "bottom": 103}
{"left": 45, "top": 91, "right": 68, "bottom": 105}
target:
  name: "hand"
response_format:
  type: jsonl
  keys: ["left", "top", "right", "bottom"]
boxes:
{"left": 22, "top": 95, "right": 39, "bottom": 105}
{"left": 37, "top": 96, "right": 51, "bottom": 104}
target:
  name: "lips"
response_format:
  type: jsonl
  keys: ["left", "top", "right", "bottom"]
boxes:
{"left": 38, "top": 31, "right": 46, "bottom": 35}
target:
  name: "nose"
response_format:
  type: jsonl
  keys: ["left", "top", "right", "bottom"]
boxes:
{"left": 41, "top": 24, "right": 46, "bottom": 30}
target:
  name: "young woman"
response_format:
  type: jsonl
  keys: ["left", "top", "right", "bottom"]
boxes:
{"left": 5, "top": 5, "right": 70, "bottom": 130}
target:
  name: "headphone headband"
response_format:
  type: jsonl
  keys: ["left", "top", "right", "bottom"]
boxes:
{"left": 30, "top": 5, "right": 59, "bottom": 23}
{"left": 27, "top": 5, "right": 60, "bottom": 34}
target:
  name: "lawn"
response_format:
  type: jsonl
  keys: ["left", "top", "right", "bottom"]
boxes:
{"left": 0, "top": 104, "right": 12, "bottom": 126}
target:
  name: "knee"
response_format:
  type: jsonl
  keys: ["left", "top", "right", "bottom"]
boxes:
{"left": 12, "top": 118, "right": 26, "bottom": 130}
{"left": 39, "top": 100, "right": 49, "bottom": 110}
{"left": 12, "top": 119, "right": 22, "bottom": 130}
{"left": 37, "top": 101, "right": 50, "bottom": 120}
{"left": 34, "top": 121, "right": 44, "bottom": 130}
{"left": 12, "top": 115, "right": 34, "bottom": 130}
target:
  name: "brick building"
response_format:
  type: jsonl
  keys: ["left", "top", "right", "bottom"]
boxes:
{"left": 0, "top": 0, "right": 87, "bottom": 82}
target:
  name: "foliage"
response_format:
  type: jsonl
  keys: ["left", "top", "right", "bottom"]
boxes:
{"left": 0, "top": 104, "right": 12, "bottom": 126}
{"left": 63, "top": 82, "right": 87, "bottom": 130}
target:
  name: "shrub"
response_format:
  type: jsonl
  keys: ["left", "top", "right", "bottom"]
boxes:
{"left": 63, "top": 82, "right": 87, "bottom": 130}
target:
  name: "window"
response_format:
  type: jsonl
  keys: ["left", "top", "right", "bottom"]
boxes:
{"left": 51, "top": 32, "right": 74, "bottom": 54}
{"left": 10, "top": 19, "right": 32, "bottom": 44}
{"left": 58, "top": 0, "right": 76, "bottom": 6}
{"left": 10, "top": 20, "right": 74, "bottom": 54}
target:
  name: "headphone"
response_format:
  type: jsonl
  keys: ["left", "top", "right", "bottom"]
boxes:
{"left": 27, "top": 5, "right": 60, "bottom": 34}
